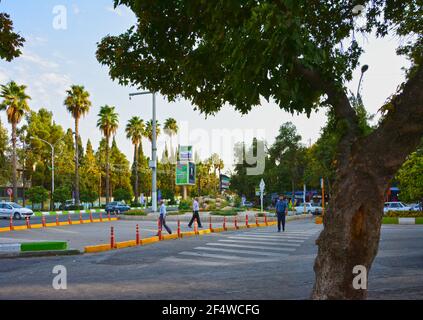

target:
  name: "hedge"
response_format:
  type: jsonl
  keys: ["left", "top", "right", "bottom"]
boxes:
{"left": 385, "top": 211, "right": 423, "bottom": 218}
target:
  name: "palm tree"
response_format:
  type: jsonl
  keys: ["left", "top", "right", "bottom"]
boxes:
{"left": 64, "top": 85, "right": 91, "bottom": 206}
{"left": 97, "top": 105, "right": 119, "bottom": 204}
{"left": 145, "top": 119, "right": 161, "bottom": 143}
{"left": 0, "top": 81, "right": 30, "bottom": 202}
{"left": 125, "top": 117, "right": 145, "bottom": 203}
{"left": 163, "top": 118, "right": 178, "bottom": 163}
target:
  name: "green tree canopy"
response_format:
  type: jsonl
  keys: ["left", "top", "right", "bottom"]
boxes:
{"left": 0, "top": 12, "right": 25, "bottom": 61}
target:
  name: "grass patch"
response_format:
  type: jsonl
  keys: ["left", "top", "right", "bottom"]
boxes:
{"left": 415, "top": 217, "right": 423, "bottom": 224}
{"left": 21, "top": 241, "right": 67, "bottom": 252}
{"left": 382, "top": 217, "right": 399, "bottom": 224}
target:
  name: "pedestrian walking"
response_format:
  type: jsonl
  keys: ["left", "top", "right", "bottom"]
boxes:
{"left": 188, "top": 197, "right": 203, "bottom": 228}
{"left": 156, "top": 200, "right": 172, "bottom": 235}
{"left": 275, "top": 195, "right": 288, "bottom": 232}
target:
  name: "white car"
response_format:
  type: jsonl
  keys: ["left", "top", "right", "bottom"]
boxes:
{"left": 383, "top": 202, "right": 411, "bottom": 213}
{"left": 0, "top": 202, "right": 34, "bottom": 220}
{"left": 294, "top": 203, "right": 323, "bottom": 215}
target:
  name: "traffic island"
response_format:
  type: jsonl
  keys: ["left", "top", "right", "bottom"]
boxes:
{"left": 0, "top": 241, "right": 80, "bottom": 259}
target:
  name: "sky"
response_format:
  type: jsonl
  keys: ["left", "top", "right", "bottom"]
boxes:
{"left": 0, "top": 1, "right": 411, "bottom": 174}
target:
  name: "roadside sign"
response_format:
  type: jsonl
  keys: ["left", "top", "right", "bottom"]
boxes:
{"left": 259, "top": 179, "right": 265, "bottom": 192}
{"left": 6, "top": 188, "right": 12, "bottom": 196}
{"left": 179, "top": 146, "right": 193, "bottom": 162}
{"left": 176, "top": 161, "right": 196, "bottom": 186}
{"left": 220, "top": 175, "right": 230, "bottom": 191}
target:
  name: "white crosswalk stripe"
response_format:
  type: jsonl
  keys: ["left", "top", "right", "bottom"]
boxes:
{"left": 162, "top": 224, "right": 322, "bottom": 266}
{"left": 193, "top": 246, "right": 290, "bottom": 257}
{"left": 228, "top": 236, "right": 305, "bottom": 243}
{"left": 205, "top": 242, "right": 296, "bottom": 252}
{"left": 218, "top": 239, "right": 301, "bottom": 247}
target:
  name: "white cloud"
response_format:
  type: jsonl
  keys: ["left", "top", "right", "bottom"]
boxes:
{"left": 20, "top": 49, "right": 59, "bottom": 69}
{"left": 73, "top": 4, "right": 80, "bottom": 15}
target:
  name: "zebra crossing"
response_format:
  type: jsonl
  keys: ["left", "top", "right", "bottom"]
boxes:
{"left": 162, "top": 226, "right": 322, "bottom": 266}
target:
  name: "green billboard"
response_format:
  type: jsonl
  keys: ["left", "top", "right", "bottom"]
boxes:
{"left": 176, "top": 161, "right": 196, "bottom": 185}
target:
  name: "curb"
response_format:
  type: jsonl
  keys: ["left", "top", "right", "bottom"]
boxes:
{"left": 382, "top": 217, "right": 423, "bottom": 225}
{"left": 0, "top": 217, "right": 119, "bottom": 234}
{"left": 0, "top": 249, "right": 81, "bottom": 259}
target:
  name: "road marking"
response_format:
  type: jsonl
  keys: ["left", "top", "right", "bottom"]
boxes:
{"left": 39, "top": 228, "right": 80, "bottom": 234}
{"left": 206, "top": 242, "right": 296, "bottom": 252}
{"left": 218, "top": 239, "right": 301, "bottom": 247}
{"left": 163, "top": 256, "right": 233, "bottom": 266}
{"left": 194, "top": 246, "right": 289, "bottom": 257}
{"left": 178, "top": 251, "right": 277, "bottom": 262}
{"left": 228, "top": 236, "right": 305, "bottom": 243}
{"left": 236, "top": 233, "right": 309, "bottom": 240}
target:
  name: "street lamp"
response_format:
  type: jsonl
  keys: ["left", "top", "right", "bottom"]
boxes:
{"left": 129, "top": 91, "right": 158, "bottom": 212}
{"left": 30, "top": 136, "right": 65, "bottom": 210}
{"left": 357, "top": 64, "right": 369, "bottom": 99}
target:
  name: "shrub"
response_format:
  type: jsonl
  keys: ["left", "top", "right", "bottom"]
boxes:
{"left": 53, "top": 186, "right": 71, "bottom": 208}
{"left": 385, "top": 211, "right": 423, "bottom": 217}
{"left": 80, "top": 189, "right": 98, "bottom": 204}
{"left": 178, "top": 198, "right": 192, "bottom": 210}
{"left": 27, "top": 186, "right": 49, "bottom": 210}
{"left": 113, "top": 188, "right": 133, "bottom": 202}
{"left": 210, "top": 209, "right": 242, "bottom": 216}
{"left": 124, "top": 209, "right": 147, "bottom": 216}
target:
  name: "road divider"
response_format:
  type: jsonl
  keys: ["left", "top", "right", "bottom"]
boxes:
{"left": 0, "top": 214, "right": 118, "bottom": 234}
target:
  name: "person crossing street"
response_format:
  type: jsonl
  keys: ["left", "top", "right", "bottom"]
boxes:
{"left": 275, "top": 195, "right": 288, "bottom": 232}
{"left": 188, "top": 197, "right": 203, "bottom": 229}
{"left": 156, "top": 200, "right": 172, "bottom": 235}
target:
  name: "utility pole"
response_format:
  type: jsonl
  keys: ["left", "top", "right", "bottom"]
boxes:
{"left": 129, "top": 91, "right": 158, "bottom": 212}
{"left": 31, "top": 136, "right": 65, "bottom": 210}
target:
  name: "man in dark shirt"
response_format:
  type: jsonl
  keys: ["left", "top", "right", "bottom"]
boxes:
{"left": 275, "top": 195, "right": 288, "bottom": 232}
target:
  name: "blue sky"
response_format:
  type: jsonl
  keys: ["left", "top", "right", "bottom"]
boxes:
{"left": 0, "top": 1, "right": 411, "bottom": 173}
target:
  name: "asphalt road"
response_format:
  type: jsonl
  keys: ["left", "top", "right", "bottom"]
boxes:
{"left": 0, "top": 219, "right": 422, "bottom": 299}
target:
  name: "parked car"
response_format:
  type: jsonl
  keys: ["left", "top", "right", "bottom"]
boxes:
{"left": 59, "top": 200, "right": 74, "bottom": 210}
{"left": 0, "top": 202, "right": 34, "bottom": 220}
{"left": 383, "top": 202, "right": 412, "bottom": 213}
{"left": 294, "top": 203, "right": 323, "bottom": 215}
{"left": 105, "top": 201, "right": 131, "bottom": 214}
{"left": 409, "top": 203, "right": 422, "bottom": 211}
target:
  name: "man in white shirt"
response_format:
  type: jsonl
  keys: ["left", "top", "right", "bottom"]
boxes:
{"left": 156, "top": 200, "right": 172, "bottom": 235}
{"left": 188, "top": 197, "right": 203, "bottom": 228}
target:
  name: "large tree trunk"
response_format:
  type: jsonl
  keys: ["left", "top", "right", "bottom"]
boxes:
{"left": 74, "top": 118, "right": 80, "bottom": 206}
{"left": 312, "top": 163, "right": 385, "bottom": 299}
{"left": 106, "top": 136, "right": 110, "bottom": 204}
{"left": 311, "top": 63, "right": 423, "bottom": 299}
{"left": 11, "top": 122, "right": 17, "bottom": 202}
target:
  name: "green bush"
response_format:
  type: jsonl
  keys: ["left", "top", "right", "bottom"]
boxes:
{"left": 178, "top": 198, "right": 192, "bottom": 210}
{"left": 27, "top": 186, "right": 49, "bottom": 209}
{"left": 124, "top": 209, "right": 147, "bottom": 216}
{"left": 80, "top": 189, "right": 98, "bottom": 204}
{"left": 53, "top": 186, "right": 71, "bottom": 207}
{"left": 210, "top": 209, "right": 242, "bottom": 216}
{"left": 385, "top": 211, "right": 423, "bottom": 217}
{"left": 113, "top": 188, "right": 133, "bottom": 202}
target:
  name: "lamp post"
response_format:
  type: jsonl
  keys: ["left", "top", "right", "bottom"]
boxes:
{"left": 357, "top": 64, "right": 369, "bottom": 100}
{"left": 129, "top": 91, "right": 158, "bottom": 212}
{"left": 31, "top": 136, "right": 65, "bottom": 210}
